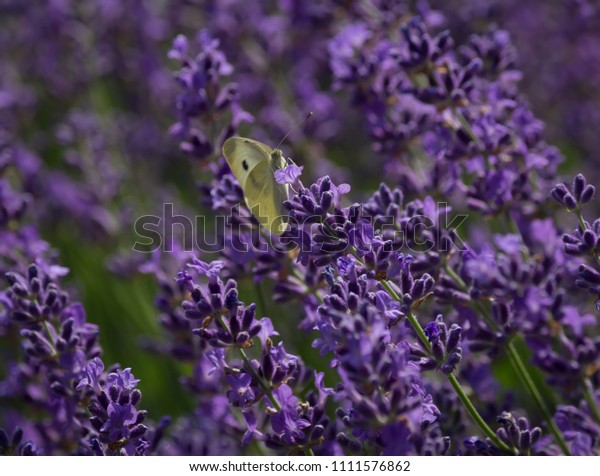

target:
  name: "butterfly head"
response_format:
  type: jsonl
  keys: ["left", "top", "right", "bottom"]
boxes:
{"left": 270, "top": 148, "right": 284, "bottom": 162}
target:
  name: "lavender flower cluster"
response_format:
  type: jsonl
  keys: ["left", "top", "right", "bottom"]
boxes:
{"left": 432, "top": 0, "right": 600, "bottom": 169}
{"left": 2, "top": 0, "right": 600, "bottom": 457}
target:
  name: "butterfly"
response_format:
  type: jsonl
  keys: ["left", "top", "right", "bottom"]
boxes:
{"left": 222, "top": 137, "right": 290, "bottom": 235}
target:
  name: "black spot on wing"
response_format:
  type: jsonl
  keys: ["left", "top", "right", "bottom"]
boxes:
{"left": 242, "top": 160, "right": 249, "bottom": 171}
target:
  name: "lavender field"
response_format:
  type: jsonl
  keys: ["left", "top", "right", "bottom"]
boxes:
{"left": 1, "top": 0, "right": 600, "bottom": 456}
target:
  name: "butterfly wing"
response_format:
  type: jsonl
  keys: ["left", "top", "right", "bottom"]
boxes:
{"left": 244, "top": 159, "right": 289, "bottom": 235}
{"left": 222, "top": 137, "right": 272, "bottom": 190}
{"left": 222, "top": 137, "right": 289, "bottom": 235}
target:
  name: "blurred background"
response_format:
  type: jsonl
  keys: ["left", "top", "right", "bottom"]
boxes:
{"left": 1, "top": 0, "right": 599, "bottom": 419}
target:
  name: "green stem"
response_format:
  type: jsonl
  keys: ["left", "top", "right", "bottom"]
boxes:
{"left": 379, "top": 280, "right": 514, "bottom": 454}
{"left": 577, "top": 210, "right": 588, "bottom": 232}
{"left": 215, "top": 314, "right": 281, "bottom": 411}
{"left": 582, "top": 380, "right": 600, "bottom": 425}
{"left": 442, "top": 265, "right": 571, "bottom": 454}
{"left": 380, "top": 280, "right": 429, "bottom": 348}
{"left": 444, "top": 264, "right": 468, "bottom": 290}
{"left": 444, "top": 266, "right": 496, "bottom": 330}
{"left": 291, "top": 268, "right": 324, "bottom": 303}
{"left": 221, "top": 281, "right": 315, "bottom": 455}
{"left": 42, "top": 320, "right": 55, "bottom": 346}
{"left": 446, "top": 373, "right": 513, "bottom": 453}
{"left": 254, "top": 281, "right": 268, "bottom": 316}
{"left": 576, "top": 210, "right": 600, "bottom": 267}
{"left": 444, "top": 265, "right": 500, "bottom": 334}
{"left": 41, "top": 320, "right": 58, "bottom": 357}
{"left": 506, "top": 339, "right": 570, "bottom": 455}
{"left": 505, "top": 213, "right": 529, "bottom": 262}
{"left": 240, "top": 346, "right": 281, "bottom": 410}
{"left": 452, "top": 108, "right": 484, "bottom": 149}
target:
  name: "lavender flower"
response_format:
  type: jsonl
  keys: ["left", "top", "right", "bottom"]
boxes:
{"left": 415, "top": 316, "right": 463, "bottom": 374}
{"left": 77, "top": 359, "right": 150, "bottom": 456}
{"left": 4, "top": 0, "right": 600, "bottom": 458}
{"left": 170, "top": 30, "right": 252, "bottom": 162}
{"left": 175, "top": 260, "right": 334, "bottom": 454}
{"left": 0, "top": 427, "right": 38, "bottom": 456}
{"left": 552, "top": 174, "right": 595, "bottom": 212}
{"left": 275, "top": 164, "right": 304, "bottom": 185}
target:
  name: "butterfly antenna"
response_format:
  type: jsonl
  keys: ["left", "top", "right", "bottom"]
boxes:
{"left": 276, "top": 112, "right": 313, "bottom": 150}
